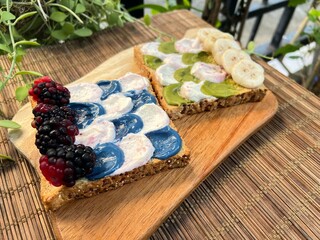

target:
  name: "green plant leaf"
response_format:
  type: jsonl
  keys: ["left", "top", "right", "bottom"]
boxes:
{"left": 123, "top": 12, "right": 134, "bottom": 22}
{"left": 105, "top": 1, "right": 114, "bottom": 11}
{"left": 14, "top": 47, "right": 26, "bottom": 63}
{"left": 51, "top": 29, "right": 69, "bottom": 40}
{"left": 74, "top": 28, "right": 93, "bottom": 37}
{"left": 75, "top": 4, "right": 86, "bottom": 13}
{"left": 127, "top": 4, "right": 167, "bottom": 13}
{"left": 48, "top": 3, "right": 83, "bottom": 24}
{"left": 0, "top": 153, "right": 15, "bottom": 162}
{"left": 183, "top": 0, "right": 191, "bottom": 7}
{"left": 50, "top": 11, "right": 68, "bottom": 22}
{"left": 62, "top": 22, "right": 75, "bottom": 34}
{"left": 0, "top": 120, "right": 21, "bottom": 129}
{"left": 274, "top": 44, "right": 301, "bottom": 57}
{"left": 107, "top": 12, "right": 120, "bottom": 26}
{"left": 13, "top": 11, "right": 37, "bottom": 25}
{"left": 15, "top": 86, "right": 30, "bottom": 102}
{"left": 288, "top": 0, "right": 306, "bottom": 7}
{"left": 16, "top": 47, "right": 26, "bottom": 57}
{"left": 14, "top": 40, "right": 40, "bottom": 47}
{"left": 14, "top": 70, "right": 43, "bottom": 77}
{"left": 308, "top": 8, "right": 320, "bottom": 22}
{"left": 0, "top": 43, "right": 11, "bottom": 53}
{"left": 60, "top": 0, "right": 75, "bottom": 10}
{"left": 144, "top": 14, "right": 151, "bottom": 26}
{"left": 1, "top": 11, "right": 16, "bottom": 22}
{"left": 215, "top": 20, "right": 221, "bottom": 28}
{"left": 93, "top": 0, "right": 103, "bottom": 6}
{"left": 117, "top": 19, "right": 124, "bottom": 28}
{"left": 247, "top": 41, "right": 255, "bottom": 53}
{"left": 151, "top": 9, "right": 160, "bottom": 15}
{"left": 15, "top": 55, "right": 23, "bottom": 63}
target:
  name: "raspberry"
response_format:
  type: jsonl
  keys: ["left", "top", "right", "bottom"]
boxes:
{"left": 35, "top": 118, "right": 79, "bottom": 154}
{"left": 29, "top": 76, "right": 70, "bottom": 106}
{"left": 39, "top": 144, "right": 96, "bottom": 187}
{"left": 31, "top": 103, "right": 76, "bottom": 129}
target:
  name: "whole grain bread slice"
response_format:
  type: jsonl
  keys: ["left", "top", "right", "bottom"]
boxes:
{"left": 29, "top": 82, "right": 190, "bottom": 211}
{"left": 133, "top": 45, "right": 267, "bottom": 120}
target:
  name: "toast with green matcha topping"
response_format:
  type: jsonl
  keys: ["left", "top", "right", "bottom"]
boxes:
{"left": 134, "top": 28, "right": 267, "bottom": 120}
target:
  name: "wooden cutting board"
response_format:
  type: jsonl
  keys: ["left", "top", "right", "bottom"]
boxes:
{"left": 9, "top": 29, "right": 278, "bottom": 240}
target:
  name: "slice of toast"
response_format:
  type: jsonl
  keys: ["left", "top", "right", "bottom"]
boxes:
{"left": 133, "top": 28, "right": 267, "bottom": 120}
{"left": 29, "top": 74, "right": 190, "bottom": 211}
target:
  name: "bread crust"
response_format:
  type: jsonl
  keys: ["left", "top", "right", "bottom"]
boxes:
{"left": 133, "top": 45, "right": 267, "bottom": 120}
{"left": 29, "top": 84, "right": 190, "bottom": 211}
{"left": 40, "top": 153, "right": 189, "bottom": 210}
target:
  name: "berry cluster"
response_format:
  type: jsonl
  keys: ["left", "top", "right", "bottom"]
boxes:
{"left": 40, "top": 145, "right": 96, "bottom": 187}
{"left": 35, "top": 118, "right": 79, "bottom": 154}
{"left": 28, "top": 76, "right": 70, "bottom": 106}
{"left": 29, "top": 76, "right": 96, "bottom": 187}
{"left": 32, "top": 103, "right": 76, "bottom": 129}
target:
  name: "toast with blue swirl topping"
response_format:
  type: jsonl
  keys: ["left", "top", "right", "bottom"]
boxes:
{"left": 29, "top": 73, "right": 190, "bottom": 211}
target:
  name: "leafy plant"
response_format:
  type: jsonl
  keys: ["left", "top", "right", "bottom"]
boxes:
{"left": 274, "top": 0, "right": 320, "bottom": 93}
{"left": 0, "top": 0, "right": 130, "bottom": 102}
{"left": 127, "top": 0, "right": 201, "bottom": 15}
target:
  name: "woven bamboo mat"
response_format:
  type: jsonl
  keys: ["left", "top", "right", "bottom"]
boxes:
{"left": 1, "top": 10, "right": 319, "bottom": 240}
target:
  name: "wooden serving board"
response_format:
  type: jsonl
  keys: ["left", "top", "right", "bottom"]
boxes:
{"left": 9, "top": 30, "right": 278, "bottom": 240}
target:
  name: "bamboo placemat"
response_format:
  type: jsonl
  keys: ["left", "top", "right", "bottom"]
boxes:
{"left": 1, "top": 10, "right": 319, "bottom": 240}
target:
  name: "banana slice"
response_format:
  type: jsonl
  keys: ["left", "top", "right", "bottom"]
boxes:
{"left": 203, "top": 37, "right": 215, "bottom": 52}
{"left": 201, "top": 35, "right": 216, "bottom": 52}
{"left": 212, "top": 39, "right": 241, "bottom": 65}
{"left": 202, "top": 32, "right": 234, "bottom": 52}
{"left": 197, "top": 28, "right": 223, "bottom": 42}
{"left": 231, "top": 59, "right": 264, "bottom": 88}
{"left": 216, "top": 32, "right": 234, "bottom": 40}
{"left": 221, "top": 49, "right": 251, "bottom": 74}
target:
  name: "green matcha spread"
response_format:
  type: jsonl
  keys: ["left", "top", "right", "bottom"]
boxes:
{"left": 163, "top": 83, "right": 191, "bottom": 106}
{"left": 174, "top": 66, "right": 200, "bottom": 83}
{"left": 158, "top": 41, "right": 177, "bottom": 54}
{"left": 163, "top": 79, "right": 249, "bottom": 106}
{"left": 182, "top": 51, "right": 213, "bottom": 65}
{"left": 201, "top": 79, "right": 247, "bottom": 98}
{"left": 143, "top": 55, "right": 163, "bottom": 70}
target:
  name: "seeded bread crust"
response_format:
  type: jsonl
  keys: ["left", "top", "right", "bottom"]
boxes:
{"left": 133, "top": 45, "right": 267, "bottom": 120}
{"left": 30, "top": 92, "right": 190, "bottom": 211}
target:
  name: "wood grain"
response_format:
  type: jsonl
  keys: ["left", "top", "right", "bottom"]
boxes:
{"left": 8, "top": 30, "right": 278, "bottom": 239}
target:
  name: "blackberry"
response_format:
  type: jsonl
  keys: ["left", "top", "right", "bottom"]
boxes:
{"left": 31, "top": 103, "right": 76, "bottom": 129}
{"left": 39, "top": 144, "right": 96, "bottom": 187}
{"left": 29, "top": 76, "right": 70, "bottom": 106}
{"left": 35, "top": 118, "right": 79, "bottom": 154}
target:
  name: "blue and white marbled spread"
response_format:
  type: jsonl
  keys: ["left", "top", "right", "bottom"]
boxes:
{"left": 67, "top": 73, "right": 182, "bottom": 180}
